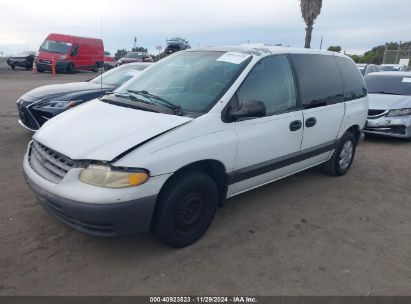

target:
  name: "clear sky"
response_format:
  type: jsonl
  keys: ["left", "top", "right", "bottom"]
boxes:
{"left": 1, "top": 0, "right": 410, "bottom": 56}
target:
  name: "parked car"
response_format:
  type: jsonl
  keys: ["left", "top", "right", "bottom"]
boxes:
{"left": 356, "top": 63, "right": 380, "bottom": 76}
{"left": 17, "top": 63, "right": 151, "bottom": 131}
{"left": 117, "top": 52, "right": 153, "bottom": 65}
{"left": 103, "top": 55, "right": 116, "bottom": 70}
{"left": 380, "top": 64, "right": 409, "bottom": 72}
{"left": 35, "top": 33, "right": 104, "bottom": 73}
{"left": 165, "top": 37, "right": 191, "bottom": 54}
{"left": 23, "top": 46, "right": 368, "bottom": 247}
{"left": 7, "top": 51, "right": 36, "bottom": 70}
{"left": 364, "top": 72, "right": 411, "bottom": 138}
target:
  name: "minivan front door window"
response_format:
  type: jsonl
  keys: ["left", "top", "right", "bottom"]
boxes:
{"left": 236, "top": 55, "right": 297, "bottom": 116}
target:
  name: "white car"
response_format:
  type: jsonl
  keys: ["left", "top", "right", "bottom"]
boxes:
{"left": 364, "top": 72, "right": 411, "bottom": 138}
{"left": 356, "top": 63, "right": 380, "bottom": 76}
{"left": 23, "top": 46, "right": 368, "bottom": 247}
{"left": 380, "top": 64, "right": 409, "bottom": 72}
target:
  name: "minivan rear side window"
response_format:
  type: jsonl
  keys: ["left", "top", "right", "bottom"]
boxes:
{"left": 335, "top": 56, "right": 367, "bottom": 100}
{"left": 237, "top": 55, "right": 297, "bottom": 116}
{"left": 290, "top": 54, "right": 344, "bottom": 108}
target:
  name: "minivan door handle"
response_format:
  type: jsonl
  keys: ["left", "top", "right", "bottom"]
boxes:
{"left": 289, "top": 120, "right": 302, "bottom": 131}
{"left": 305, "top": 117, "right": 317, "bottom": 128}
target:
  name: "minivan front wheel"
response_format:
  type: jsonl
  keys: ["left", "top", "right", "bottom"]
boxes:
{"left": 153, "top": 172, "right": 218, "bottom": 247}
{"left": 322, "top": 131, "right": 356, "bottom": 176}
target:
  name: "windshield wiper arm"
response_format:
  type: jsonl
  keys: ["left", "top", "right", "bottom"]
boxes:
{"left": 127, "top": 90, "right": 182, "bottom": 114}
{"left": 114, "top": 92, "right": 156, "bottom": 106}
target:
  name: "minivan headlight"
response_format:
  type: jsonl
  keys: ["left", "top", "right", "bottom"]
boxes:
{"left": 387, "top": 108, "right": 411, "bottom": 117}
{"left": 79, "top": 165, "right": 149, "bottom": 188}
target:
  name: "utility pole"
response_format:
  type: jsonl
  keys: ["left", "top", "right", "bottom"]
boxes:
{"left": 382, "top": 44, "right": 387, "bottom": 64}
{"left": 319, "top": 35, "right": 323, "bottom": 50}
{"left": 134, "top": 37, "right": 137, "bottom": 50}
{"left": 395, "top": 41, "right": 401, "bottom": 64}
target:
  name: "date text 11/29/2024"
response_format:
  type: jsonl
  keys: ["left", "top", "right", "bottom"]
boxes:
{"left": 149, "top": 296, "right": 258, "bottom": 303}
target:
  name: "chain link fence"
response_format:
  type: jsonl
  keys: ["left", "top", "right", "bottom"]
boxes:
{"left": 383, "top": 45, "right": 411, "bottom": 65}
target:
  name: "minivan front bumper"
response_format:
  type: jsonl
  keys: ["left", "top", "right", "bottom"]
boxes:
{"left": 23, "top": 148, "right": 168, "bottom": 237}
{"left": 25, "top": 173, "right": 157, "bottom": 237}
{"left": 364, "top": 114, "right": 411, "bottom": 138}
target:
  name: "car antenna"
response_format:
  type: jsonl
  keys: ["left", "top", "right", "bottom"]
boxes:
{"left": 100, "top": 17, "right": 103, "bottom": 93}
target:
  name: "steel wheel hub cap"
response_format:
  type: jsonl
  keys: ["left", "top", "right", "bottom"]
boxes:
{"left": 339, "top": 140, "right": 353, "bottom": 171}
{"left": 176, "top": 193, "right": 203, "bottom": 228}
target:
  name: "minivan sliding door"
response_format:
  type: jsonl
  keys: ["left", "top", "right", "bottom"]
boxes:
{"left": 290, "top": 54, "right": 345, "bottom": 159}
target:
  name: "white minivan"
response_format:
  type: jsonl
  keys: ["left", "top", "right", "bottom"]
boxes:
{"left": 23, "top": 46, "right": 368, "bottom": 247}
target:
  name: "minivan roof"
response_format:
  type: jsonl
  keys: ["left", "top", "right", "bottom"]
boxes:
{"left": 189, "top": 44, "right": 349, "bottom": 59}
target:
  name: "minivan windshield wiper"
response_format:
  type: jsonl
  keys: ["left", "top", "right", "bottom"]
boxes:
{"left": 127, "top": 89, "right": 182, "bottom": 115}
{"left": 114, "top": 92, "right": 156, "bottom": 106}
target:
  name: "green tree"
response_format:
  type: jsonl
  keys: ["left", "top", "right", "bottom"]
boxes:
{"left": 114, "top": 49, "right": 128, "bottom": 60}
{"left": 327, "top": 46, "right": 342, "bottom": 53}
{"left": 132, "top": 46, "right": 148, "bottom": 53}
{"left": 104, "top": 51, "right": 111, "bottom": 56}
{"left": 151, "top": 52, "right": 169, "bottom": 62}
{"left": 349, "top": 54, "right": 361, "bottom": 63}
{"left": 300, "top": 0, "right": 323, "bottom": 48}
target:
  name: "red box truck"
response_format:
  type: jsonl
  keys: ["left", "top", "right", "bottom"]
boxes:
{"left": 35, "top": 33, "right": 104, "bottom": 73}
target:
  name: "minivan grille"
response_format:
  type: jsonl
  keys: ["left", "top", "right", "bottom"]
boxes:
{"left": 29, "top": 141, "right": 82, "bottom": 183}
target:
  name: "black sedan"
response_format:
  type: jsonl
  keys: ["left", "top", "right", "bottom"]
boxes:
{"left": 7, "top": 51, "right": 36, "bottom": 70}
{"left": 17, "top": 62, "right": 151, "bottom": 131}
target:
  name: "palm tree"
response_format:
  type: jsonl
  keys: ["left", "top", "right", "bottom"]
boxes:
{"left": 300, "top": 0, "right": 323, "bottom": 48}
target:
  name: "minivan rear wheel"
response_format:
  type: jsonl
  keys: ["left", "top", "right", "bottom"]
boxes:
{"left": 322, "top": 131, "right": 356, "bottom": 176}
{"left": 153, "top": 172, "right": 218, "bottom": 248}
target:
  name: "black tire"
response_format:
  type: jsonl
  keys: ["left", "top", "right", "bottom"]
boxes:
{"left": 10, "top": 65, "right": 15, "bottom": 70}
{"left": 92, "top": 64, "right": 99, "bottom": 72}
{"left": 26, "top": 66, "right": 30, "bottom": 71}
{"left": 37, "top": 68, "right": 44, "bottom": 73}
{"left": 322, "top": 131, "right": 356, "bottom": 176}
{"left": 153, "top": 172, "right": 219, "bottom": 248}
{"left": 67, "top": 63, "right": 74, "bottom": 74}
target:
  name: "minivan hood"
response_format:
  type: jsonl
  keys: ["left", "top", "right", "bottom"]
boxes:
{"left": 368, "top": 93, "right": 411, "bottom": 110}
{"left": 34, "top": 99, "right": 192, "bottom": 161}
{"left": 21, "top": 82, "right": 112, "bottom": 102}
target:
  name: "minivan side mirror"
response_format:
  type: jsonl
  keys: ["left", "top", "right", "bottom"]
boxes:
{"left": 229, "top": 100, "right": 266, "bottom": 120}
